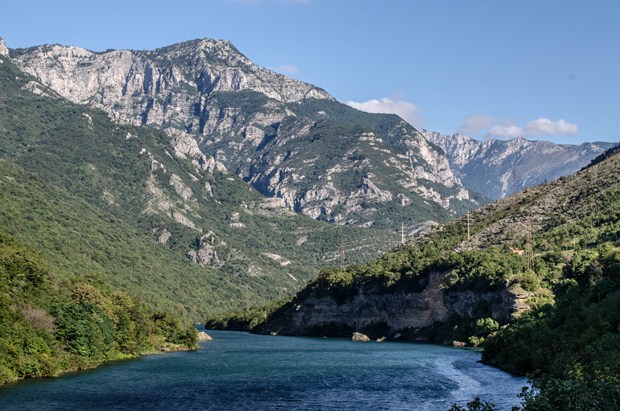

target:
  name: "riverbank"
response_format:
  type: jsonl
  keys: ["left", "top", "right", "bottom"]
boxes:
{"left": 0, "top": 330, "right": 526, "bottom": 411}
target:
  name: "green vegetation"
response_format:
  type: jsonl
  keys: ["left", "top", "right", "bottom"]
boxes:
{"left": 451, "top": 243, "right": 620, "bottom": 410}
{"left": 0, "top": 160, "right": 251, "bottom": 319}
{"left": 205, "top": 298, "right": 287, "bottom": 332}
{"left": 0, "top": 230, "right": 197, "bottom": 384}
{"left": 211, "top": 147, "right": 620, "bottom": 409}
{"left": 482, "top": 244, "right": 620, "bottom": 410}
{"left": 0, "top": 55, "right": 398, "bottom": 321}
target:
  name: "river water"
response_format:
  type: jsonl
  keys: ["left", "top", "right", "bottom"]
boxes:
{"left": 0, "top": 329, "right": 526, "bottom": 410}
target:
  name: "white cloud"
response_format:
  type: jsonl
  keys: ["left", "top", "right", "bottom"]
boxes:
{"left": 523, "top": 118, "right": 579, "bottom": 136}
{"left": 458, "top": 115, "right": 493, "bottom": 135}
{"left": 346, "top": 97, "right": 422, "bottom": 125}
{"left": 459, "top": 115, "right": 580, "bottom": 140}
{"left": 487, "top": 124, "right": 523, "bottom": 139}
{"left": 273, "top": 64, "right": 299, "bottom": 75}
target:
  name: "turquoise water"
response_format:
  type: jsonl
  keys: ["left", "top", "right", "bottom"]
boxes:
{"left": 0, "top": 330, "right": 526, "bottom": 410}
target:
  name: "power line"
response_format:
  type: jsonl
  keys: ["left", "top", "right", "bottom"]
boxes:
{"left": 339, "top": 238, "right": 345, "bottom": 269}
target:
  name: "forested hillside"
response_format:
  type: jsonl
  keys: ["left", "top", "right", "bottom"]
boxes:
{"left": 0, "top": 230, "right": 197, "bottom": 384}
{"left": 0, "top": 53, "right": 397, "bottom": 320}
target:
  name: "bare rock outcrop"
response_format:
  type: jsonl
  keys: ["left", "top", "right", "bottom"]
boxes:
{"left": 197, "top": 331, "right": 213, "bottom": 342}
{"left": 255, "top": 271, "right": 527, "bottom": 341}
{"left": 9, "top": 38, "right": 480, "bottom": 227}
{"left": 352, "top": 332, "right": 370, "bottom": 342}
{"left": 0, "top": 37, "right": 8, "bottom": 58}
{"left": 187, "top": 231, "right": 223, "bottom": 268}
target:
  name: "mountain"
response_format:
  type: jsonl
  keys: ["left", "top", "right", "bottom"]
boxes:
{"left": 424, "top": 131, "right": 615, "bottom": 200}
{"left": 7, "top": 37, "right": 480, "bottom": 228}
{"left": 0, "top": 51, "right": 402, "bottom": 320}
{"left": 209, "top": 146, "right": 620, "bottom": 347}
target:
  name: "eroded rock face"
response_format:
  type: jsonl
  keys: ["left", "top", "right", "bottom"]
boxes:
{"left": 255, "top": 272, "right": 527, "bottom": 340}
{"left": 11, "top": 39, "right": 332, "bottom": 127}
{"left": 10, "top": 38, "right": 479, "bottom": 226}
{"left": 0, "top": 38, "right": 8, "bottom": 58}
{"left": 169, "top": 174, "right": 193, "bottom": 200}
{"left": 187, "top": 231, "right": 223, "bottom": 268}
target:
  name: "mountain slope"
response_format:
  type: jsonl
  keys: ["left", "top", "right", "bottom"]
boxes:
{"left": 7, "top": 37, "right": 480, "bottom": 227}
{"left": 209, "top": 146, "right": 620, "bottom": 345}
{"left": 425, "top": 131, "right": 615, "bottom": 200}
{"left": 0, "top": 160, "right": 244, "bottom": 318}
{"left": 0, "top": 53, "right": 400, "bottom": 320}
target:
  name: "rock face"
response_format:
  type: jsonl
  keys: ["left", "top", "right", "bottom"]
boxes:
{"left": 425, "top": 131, "right": 615, "bottom": 200}
{"left": 187, "top": 231, "right": 223, "bottom": 268}
{"left": 11, "top": 39, "right": 332, "bottom": 122}
{"left": 0, "top": 37, "right": 9, "bottom": 58}
{"left": 10, "top": 38, "right": 479, "bottom": 227}
{"left": 254, "top": 271, "right": 527, "bottom": 340}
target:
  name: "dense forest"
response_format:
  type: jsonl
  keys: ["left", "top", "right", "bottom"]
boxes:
{"left": 0, "top": 230, "right": 197, "bottom": 384}
{"left": 482, "top": 244, "right": 620, "bottom": 410}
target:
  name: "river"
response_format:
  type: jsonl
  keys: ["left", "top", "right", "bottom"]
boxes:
{"left": 0, "top": 329, "right": 526, "bottom": 410}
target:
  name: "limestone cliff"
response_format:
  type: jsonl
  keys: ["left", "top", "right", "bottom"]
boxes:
{"left": 253, "top": 271, "right": 528, "bottom": 340}
{"left": 9, "top": 38, "right": 479, "bottom": 227}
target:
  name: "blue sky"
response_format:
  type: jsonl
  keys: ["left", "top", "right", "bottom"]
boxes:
{"left": 2, "top": 0, "right": 619, "bottom": 144}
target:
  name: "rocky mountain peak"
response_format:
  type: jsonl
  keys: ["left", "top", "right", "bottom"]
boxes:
{"left": 155, "top": 37, "right": 237, "bottom": 57}
{"left": 7, "top": 38, "right": 484, "bottom": 227}
{"left": 10, "top": 37, "right": 333, "bottom": 125}
{"left": 425, "top": 131, "right": 614, "bottom": 200}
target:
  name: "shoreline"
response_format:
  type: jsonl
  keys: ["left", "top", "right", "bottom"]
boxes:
{"left": 0, "top": 343, "right": 199, "bottom": 387}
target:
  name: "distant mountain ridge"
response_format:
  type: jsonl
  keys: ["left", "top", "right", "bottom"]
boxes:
{"left": 424, "top": 131, "right": 616, "bottom": 200}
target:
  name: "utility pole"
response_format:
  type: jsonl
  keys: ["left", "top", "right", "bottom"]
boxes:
{"left": 339, "top": 239, "right": 345, "bottom": 270}
{"left": 527, "top": 214, "right": 533, "bottom": 271}
{"left": 401, "top": 222, "right": 405, "bottom": 245}
{"left": 467, "top": 212, "right": 471, "bottom": 240}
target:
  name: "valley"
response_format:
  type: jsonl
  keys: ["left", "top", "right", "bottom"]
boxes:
{"left": 1, "top": 33, "right": 618, "bottom": 409}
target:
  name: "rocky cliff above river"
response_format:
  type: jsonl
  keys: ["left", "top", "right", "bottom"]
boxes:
{"left": 253, "top": 270, "right": 528, "bottom": 341}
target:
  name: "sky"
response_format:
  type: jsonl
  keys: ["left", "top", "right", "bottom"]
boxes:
{"left": 2, "top": 0, "right": 619, "bottom": 144}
